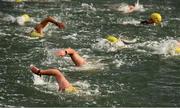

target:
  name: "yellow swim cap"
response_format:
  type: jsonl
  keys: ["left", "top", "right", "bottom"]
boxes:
{"left": 150, "top": 13, "right": 162, "bottom": 24}
{"left": 16, "top": 0, "right": 23, "bottom": 3}
{"left": 175, "top": 47, "right": 180, "bottom": 54}
{"left": 22, "top": 14, "right": 30, "bottom": 22}
{"left": 106, "top": 35, "right": 118, "bottom": 43}
{"left": 65, "top": 86, "right": 78, "bottom": 93}
{"left": 30, "top": 31, "right": 43, "bottom": 38}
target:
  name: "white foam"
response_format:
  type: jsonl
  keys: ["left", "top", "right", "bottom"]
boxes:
{"left": 33, "top": 74, "right": 46, "bottom": 85}
{"left": 109, "top": 0, "right": 145, "bottom": 14}
{"left": 33, "top": 75, "right": 101, "bottom": 96}
{"left": 2, "top": 15, "right": 16, "bottom": 23}
{"left": 112, "top": 59, "right": 125, "bottom": 68}
{"left": 72, "top": 61, "right": 107, "bottom": 72}
{"left": 92, "top": 38, "right": 129, "bottom": 52}
{"left": 122, "top": 19, "right": 140, "bottom": 25}
{"left": 81, "top": 3, "right": 96, "bottom": 11}
{"left": 134, "top": 39, "right": 180, "bottom": 56}
{"left": 62, "top": 33, "right": 77, "bottom": 40}
{"left": 73, "top": 80, "right": 101, "bottom": 96}
{"left": 153, "top": 40, "right": 178, "bottom": 56}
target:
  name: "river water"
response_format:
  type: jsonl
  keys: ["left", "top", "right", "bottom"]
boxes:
{"left": 0, "top": 0, "right": 180, "bottom": 107}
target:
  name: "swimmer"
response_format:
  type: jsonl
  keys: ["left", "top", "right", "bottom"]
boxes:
{"left": 109, "top": 0, "right": 143, "bottom": 13}
{"left": 55, "top": 48, "right": 87, "bottom": 67}
{"left": 140, "top": 13, "right": 162, "bottom": 25}
{"left": 29, "top": 48, "right": 86, "bottom": 92}
{"left": 30, "top": 65, "right": 77, "bottom": 93}
{"left": 105, "top": 35, "right": 137, "bottom": 47}
{"left": 2, "top": 14, "right": 32, "bottom": 26}
{"left": 30, "top": 16, "right": 65, "bottom": 38}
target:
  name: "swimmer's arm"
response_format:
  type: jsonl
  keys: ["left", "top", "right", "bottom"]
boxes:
{"left": 34, "top": 16, "right": 64, "bottom": 33}
{"left": 66, "top": 48, "right": 86, "bottom": 66}
{"left": 47, "top": 16, "right": 65, "bottom": 29}
{"left": 55, "top": 48, "right": 86, "bottom": 66}
{"left": 65, "top": 48, "right": 77, "bottom": 55}
{"left": 55, "top": 48, "right": 76, "bottom": 57}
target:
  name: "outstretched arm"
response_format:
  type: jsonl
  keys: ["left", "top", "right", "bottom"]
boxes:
{"left": 34, "top": 16, "right": 65, "bottom": 34}
{"left": 30, "top": 65, "right": 71, "bottom": 91}
{"left": 55, "top": 48, "right": 86, "bottom": 67}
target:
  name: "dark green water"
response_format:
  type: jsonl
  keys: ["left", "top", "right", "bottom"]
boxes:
{"left": 0, "top": 0, "right": 180, "bottom": 107}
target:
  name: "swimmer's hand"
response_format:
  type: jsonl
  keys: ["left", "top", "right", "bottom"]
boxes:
{"left": 30, "top": 64, "right": 41, "bottom": 77}
{"left": 54, "top": 50, "right": 67, "bottom": 57}
{"left": 57, "top": 22, "right": 65, "bottom": 29}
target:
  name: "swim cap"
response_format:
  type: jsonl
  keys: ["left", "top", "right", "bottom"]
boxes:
{"left": 175, "top": 47, "right": 180, "bottom": 54}
{"left": 106, "top": 35, "right": 118, "bottom": 43}
{"left": 65, "top": 86, "right": 78, "bottom": 93}
{"left": 22, "top": 14, "right": 30, "bottom": 22}
{"left": 150, "top": 13, "right": 162, "bottom": 24}
{"left": 16, "top": 0, "right": 23, "bottom": 3}
{"left": 30, "top": 30, "right": 43, "bottom": 38}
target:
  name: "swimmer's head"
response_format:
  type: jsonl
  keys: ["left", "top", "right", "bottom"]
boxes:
{"left": 16, "top": 0, "right": 23, "bottom": 3}
{"left": 106, "top": 35, "right": 118, "bottom": 43}
{"left": 150, "top": 13, "right": 162, "bottom": 24}
{"left": 175, "top": 47, "right": 180, "bottom": 54}
{"left": 30, "top": 30, "right": 43, "bottom": 38}
{"left": 65, "top": 86, "right": 78, "bottom": 93}
{"left": 22, "top": 14, "right": 31, "bottom": 22}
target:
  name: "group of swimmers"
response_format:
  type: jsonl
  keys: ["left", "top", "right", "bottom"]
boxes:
{"left": 5, "top": 0, "right": 180, "bottom": 93}
{"left": 28, "top": 12, "right": 163, "bottom": 93}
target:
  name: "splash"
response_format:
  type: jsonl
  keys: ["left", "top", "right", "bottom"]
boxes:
{"left": 73, "top": 80, "right": 101, "bottom": 96}
{"left": 2, "top": 15, "right": 16, "bottom": 23}
{"left": 135, "top": 39, "right": 180, "bottom": 56}
{"left": 92, "top": 38, "right": 134, "bottom": 52}
{"left": 122, "top": 19, "right": 140, "bottom": 25}
{"left": 33, "top": 74, "right": 46, "bottom": 85}
{"left": 81, "top": 3, "right": 96, "bottom": 11}
{"left": 152, "top": 40, "right": 179, "bottom": 56}
{"left": 71, "top": 60, "right": 107, "bottom": 72}
{"left": 92, "top": 39, "right": 119, "bottom": 52}
{"left": 33, "top": 74, "right": 100, "bottom": 96}
{"left": 112, "top": 59, "right": 125, "bottom": 68}
{"left": 33, "top": 74, "right": 59, "bottom": 93}
{"left": 41, "top": 48, "right": 73, "bottom": 69}
{"left": 108, "top": 0, "right": 145, "bottom": 14}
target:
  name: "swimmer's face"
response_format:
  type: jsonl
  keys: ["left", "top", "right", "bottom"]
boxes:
{"left": 148, "top": 18, "right": 154, "bottom": 24}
